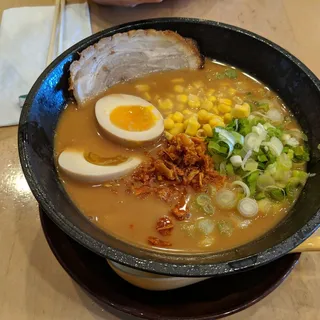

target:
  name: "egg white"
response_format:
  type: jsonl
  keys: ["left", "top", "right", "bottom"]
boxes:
{"left": 95, "top": 94, "right": 164, "bottom": 145}
{"left": 58, "top": 149, "right": 141, "bottom": 183}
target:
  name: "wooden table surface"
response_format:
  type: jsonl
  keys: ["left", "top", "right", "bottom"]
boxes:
{"left": 0, "top": 0, "right": 320, "bottom": 319}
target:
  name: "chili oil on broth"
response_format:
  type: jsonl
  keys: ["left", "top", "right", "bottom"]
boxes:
{"left": 55, "top": 59, "right": 300, "bottom": 253}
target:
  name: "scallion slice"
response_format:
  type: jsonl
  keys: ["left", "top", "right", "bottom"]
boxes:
{"left": 232, "top": 181, "right": 250, "bottom": 197}
{"left": 237, "top": 198, "right": 259, "bottom": 218}
{"left": 216, "top": 189, "right": 237, "bottom": 209}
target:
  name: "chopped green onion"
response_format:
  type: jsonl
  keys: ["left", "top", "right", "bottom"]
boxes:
{"left": 226, "top": 119, "right": 239, "bottom": 132}
{"left": 252, "top": 123, "right": 267, "bottom": 141}
{"left": 220, "top": 161, "right": 227, "bottom": 175}
{"left": 238, "top": 119, "right": 252, "bottom": 136}
{"left": 262, "top": 137, "right": 283, "bottom": 156}
{"left": 293, "top": 145, "right": 310, "bottom": 162}
{"left": 257, "top": 154, "right": 268, "bottom": 162}
{"left": 224, "top": 68, "right": 238, "bottom": 79}
{"left": 292, "top": 170, "right": 308, "bottom": 183}
{"left": 285, "top": 177, "right": 304, "bottom": 201}
{"left": 242, "top": 169, "right": 261, "bottom": 179}
{"left": 217, "top": 220, "right": 234, "bottom": 236}
{"left": 244, "top": 159, "right": 259, "bottom": 172}
{"left": 216, "top": 189, "right": 237, "bottom": 209}
{"left": 278, "top": 153, "right": 292, "bottom": 171}
{"left": 246, "top": 171, "right": 260, "bottom": 196}
{"left": 266, "top": 109, "right": 284, "bottom": 124}
{"left": 241, "top": 150, "right": 253, "bottom": 170}
{"left": 265, "top": 186, "right": 285, "bottom": 201}
{"left": 226, "top": 163, "right": 235, "bottom": 176}
{"left": 244, "top": 132, "right": 261, "bottom": 152}
{"left": 267, "top": 127, "right": 283, "bottom": 139}
{"left": 285, "top": 129, "right": 308, "bottom": 142}
{"left": 257, "top": 174, "right": 275, "bottom": 191}
{"left": 215, "top": 127, "right": 237, "bottom": 157}
{"left": 203, "top": 203, "right": 215, "bottom": 215}
{"left": 196, "top": 218, "right": 215, "bottom": 235}
{"left": 255, "top": 192, "right": 266, "bottom": 200}
{"left": 232, "top": 181, "right": 250, "bottom": 197}
{"left": 230, "top": 155, "right": 242, "bottom": 168}
{"left": 231, "top": 132, "right": 245, "bottom": 145}
{"left": 181, "top": 223, "right": 196, "bottom": 237}
{"left": 196, "top": 194, "right": 211, "bottom": 207}
{"left": 258, "top": 199, "right": 273, "bottom": 215}
{"left": 237, "top": 198, "right": 259, "bottom": 218}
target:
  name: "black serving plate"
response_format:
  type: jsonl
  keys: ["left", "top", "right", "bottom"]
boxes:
{"left": 19, "top": 18, "right": 320, "bottom": 276}
{"left": 40, "top": 207, "right": 300, "bottom": 320}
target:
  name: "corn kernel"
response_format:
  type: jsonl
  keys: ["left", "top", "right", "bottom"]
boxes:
{"left": 176, "top": 94, "right": 188, "bottom": 103}
{"left": 143, "top": 92, "right": 151, "bottom": 101}
{"left": 207, "top": 112, "right": 215, "bottom": 120}
{"left": 206, "top": 89, "right": 215, "bottom": 96}
{"left": 203, "top": 124, "right": 213, "bottom": 137}
{"left": 197, "top": 109, "right": 209, "bottom": 123}
{"left": 171, "top": 78, "right": 185, "bottom": 83}
{"left": 170, "top": 123, "right": 184, "bottom": 136}
{"left": 176, "top": 103, "right": 185, "bottom": 111}
{"left": 188, "top": 100, "right": 201, "bottom": 109}
{"left": 164, "top": 131, "right": 173, "bottom": 140}
{"left": 217, "top": 103, "right": 232, "bottom": 114}
{"left": 135, "top": 84, "right": 150, "bottom": 92}
{"left": 188, "top": 94, "right": 201, "bottom": 109}
{"left": 196, "top": 129, "right": 206, "bottom": 139}
{"left": 183, "top": 118, "right": 189, "bottom": 129}
{"left": 232, "top": 103, "right": 250, "bottom": 118}
{"left": 182, "top": 109, "right": 194, "bottom": 118}
{"left": 185, "top": 117, "right": 201, "bottom": 136}
{"left": 158, "top": 98, "right": 173, "bottom": 110}
{"left": 185, "top": 84, "right": 195, "bottom": 94}
{"left": 174, "top": 85, "right": 184, "bottom": 93}
{"left": 219, "top": 98, "right": 232, "bottom": 106}
{"left": 209, "top": 116, "right": 225, "bottom": 128}
{"left": 224, "top": 113, "right": 233, "bottom": 123}
{"left": 188, "top": 93, "right": 200, "bottom": 101}
{"left": 193, "top": 81, "right": 204, "bottom": 89}
{"left": 201, "top": 99, "right": 214, "bottom": 111}
{"left": 228, "top": 88, "right": 237, "bottom": 96}
{"left": 164, "top": 118, "right": 175, "bottom": 130}
{"left": 212, "top": 107, "right": 219, "bottom": 114}
{"left": 208, "top": 95, "right": 217, "bottom": 103}
{"left": 172, "top": 111, "right": 184, "bottom": 123}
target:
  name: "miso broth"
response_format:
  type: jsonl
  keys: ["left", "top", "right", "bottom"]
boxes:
{"left": 55, "top": 60, "right": 308, "bottom": 253}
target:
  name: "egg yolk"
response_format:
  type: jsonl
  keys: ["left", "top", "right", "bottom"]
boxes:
{"left": 110, "top": 106, "right": 156, "bottom": 131}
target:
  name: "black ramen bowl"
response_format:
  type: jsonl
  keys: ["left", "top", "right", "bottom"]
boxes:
{"left": 19, "top": 18, "right": 320, "bottom": 277}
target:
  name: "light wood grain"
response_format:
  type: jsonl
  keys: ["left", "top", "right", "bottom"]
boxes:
{"left": 0, "top": 1, "right": 319, "bottom": 319}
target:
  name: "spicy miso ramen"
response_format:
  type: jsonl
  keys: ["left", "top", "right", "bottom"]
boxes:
{"left": 55, "top": 30, "right": 309, "bottom": 253}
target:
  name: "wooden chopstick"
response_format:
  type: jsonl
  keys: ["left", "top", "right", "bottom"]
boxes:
{"left": 20, "top": 0, "right": 65, "bottom": 107}
{"left": 58, "top": 0, "right": 66, "bottom": 56}
{"left": 46, "top": 0, "right": 61, "bottom": 66}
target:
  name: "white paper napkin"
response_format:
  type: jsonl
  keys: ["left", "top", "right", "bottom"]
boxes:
{"left": 0, "top": 3, "right": 92, "bottom": 127}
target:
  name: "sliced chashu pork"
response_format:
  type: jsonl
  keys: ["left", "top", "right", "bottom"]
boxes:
{"left": 69, "top": 29, "right": 204, "bottom": 104}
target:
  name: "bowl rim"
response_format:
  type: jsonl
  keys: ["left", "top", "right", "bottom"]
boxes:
{"left": 18, "top": 17, "right": 320, "bottom": 276}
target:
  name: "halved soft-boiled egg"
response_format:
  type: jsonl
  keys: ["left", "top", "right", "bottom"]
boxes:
{"left": 95, "top": 94, "right": 164, "bottom": 145}
{"left": 58, "top": 149, "right": 141, "bottom": 183}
